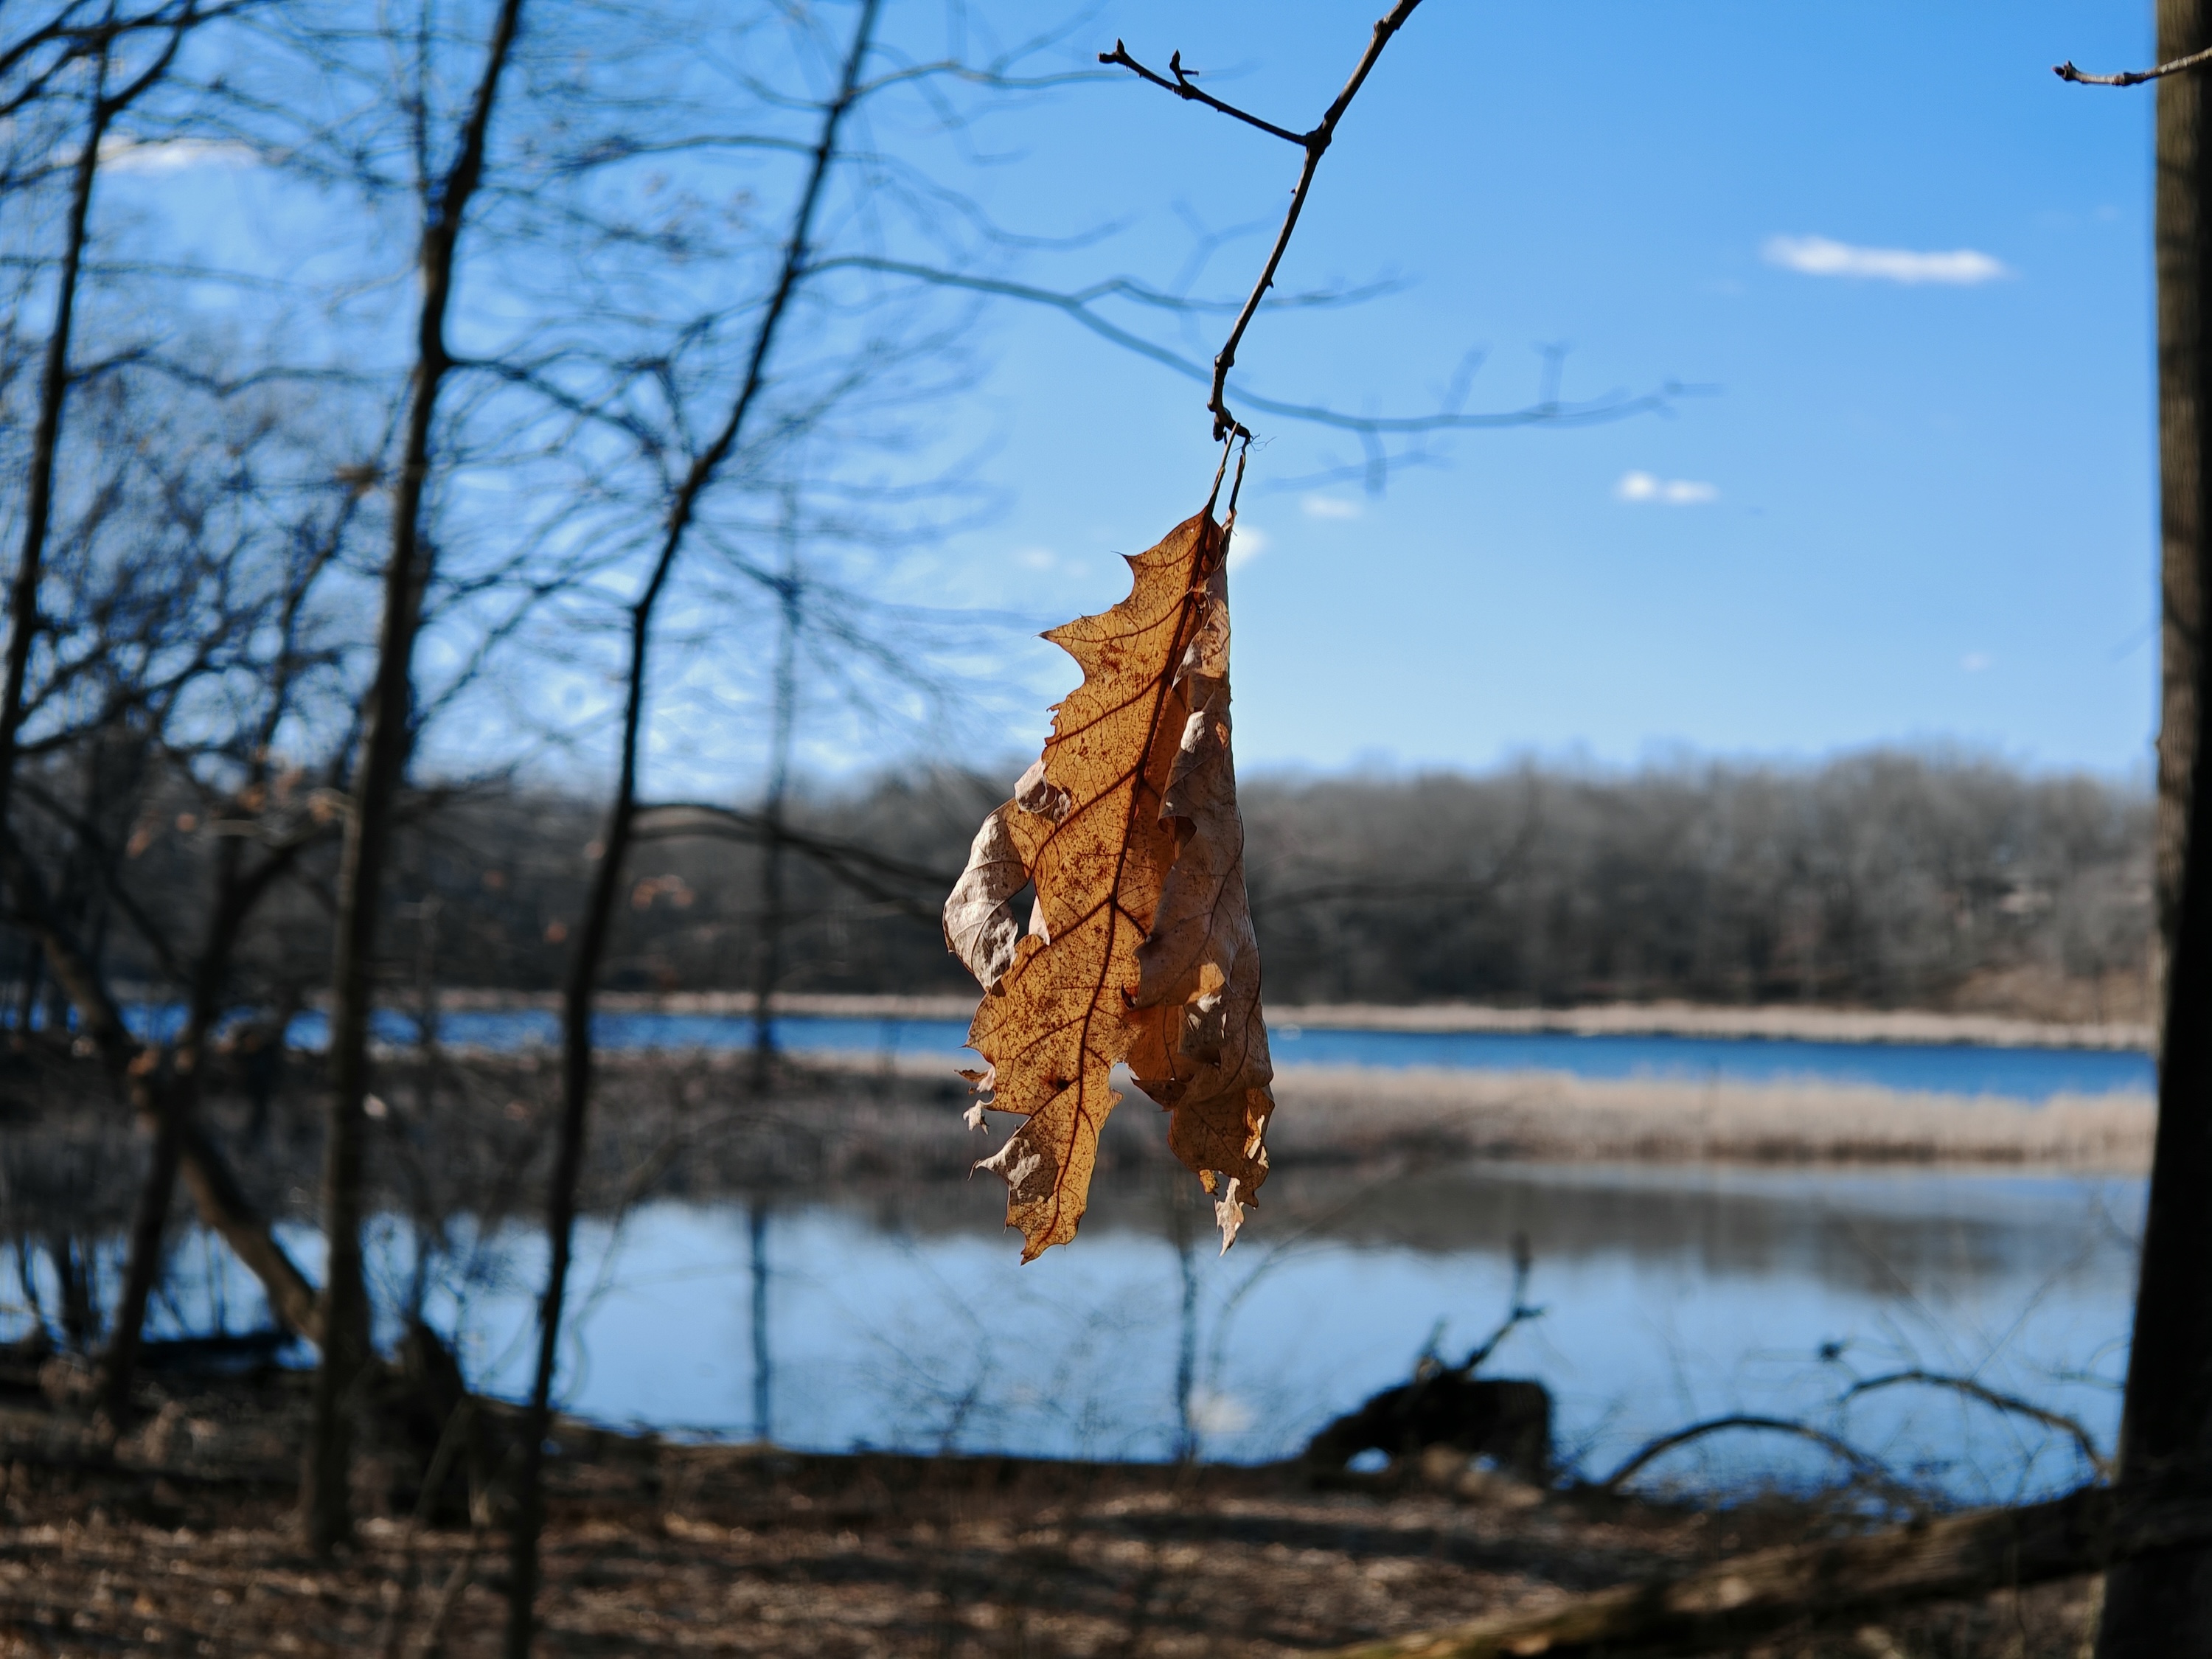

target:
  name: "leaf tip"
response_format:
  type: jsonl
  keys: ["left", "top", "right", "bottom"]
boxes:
{"left": 1214, "top": 1175, "right": 1247, "bottom": 1253}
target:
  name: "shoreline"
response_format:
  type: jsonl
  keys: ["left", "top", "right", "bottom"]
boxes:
{"left": 386, "top": 989, "right": 2154, "bottom": 1053}
{"left": 360, "top": 1048, "right": 2154, "bottom": 1172}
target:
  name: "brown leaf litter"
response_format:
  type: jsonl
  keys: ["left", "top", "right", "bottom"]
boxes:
{"left": 0, "top": 1385, "right": 2102, "bottom": 1658}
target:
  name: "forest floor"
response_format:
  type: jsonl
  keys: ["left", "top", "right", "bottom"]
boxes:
{"left": 0, "top": 1368, "right": 2101, "bottom": 1659}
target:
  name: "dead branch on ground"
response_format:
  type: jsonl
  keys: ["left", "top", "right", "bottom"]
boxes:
{"left": 1319, "top": 1482, "right": 2211, "bottom": 1659}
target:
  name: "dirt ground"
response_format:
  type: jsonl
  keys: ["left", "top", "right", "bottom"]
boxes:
{"left": 0, "top": 1371, "right": 2101, "bottom": 1659}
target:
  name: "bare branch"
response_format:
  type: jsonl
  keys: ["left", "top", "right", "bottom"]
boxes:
{"left": 1843, "top": 1368, "right": 2111, "bottom": 1478}
{"left": 1096, "top": 41, "right": 1308, "bottom": 147}
{"left": 812, "top": 254, "right": 1686, "bottom": 450}
{"left": 1105, "top": 1, "right": 1426, "bottom": 439}
{"left": 1599, "top": 1414, "right": 1885, "bottom": 1495}
{"left": 2055, "top": 45, "right": 2212, "bottom": 86}
{"left": 632, "top": 800, "right": 953, "bottom": 922}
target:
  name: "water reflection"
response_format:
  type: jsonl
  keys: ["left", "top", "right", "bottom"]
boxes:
{"left": 38, "top": 1161, "right": 2129, "bottom": 1507}
{"left": 422, "top": 1161, "right": 2135, "bottom": 1506}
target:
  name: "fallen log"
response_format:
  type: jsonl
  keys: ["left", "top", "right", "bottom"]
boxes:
{"left": 1318, "top": 1483, "right": 2212, "bottom": 1658}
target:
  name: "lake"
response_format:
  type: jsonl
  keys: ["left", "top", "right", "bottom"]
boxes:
{"left": 256, "top": 1008, "right": 2155, "bottom": 1103}
{"left": 119, "top": 1160, "right": 2138, "bottom": 1507}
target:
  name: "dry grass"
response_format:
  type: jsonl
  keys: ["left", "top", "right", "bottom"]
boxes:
{"left": 1266, "top": 1066, "right": 2154, "bottom": 1171}
{"left": 1263, "top": 1001, "right": 2149, "bottom": 1051}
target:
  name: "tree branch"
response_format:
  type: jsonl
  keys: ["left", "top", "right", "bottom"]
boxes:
{"left": 810, "top": 254, "right": 1683, "bottom": 451}
{"left": 1843, "top": 1368, "right": 2111, "bottom": 1478}
{"left": 1322, "top": 1484, "right": 2212, "bottom": 1659}
{"left": 1096, "top": 41, "right": 1309, "bottom": 147}
{"left": 2055, "top": 45, "right": 2212, "bottom": 86}
{"left": 1599, "top": 1413, "right": 1884, "bottom": 1495}
{"left": 508, "top": 4, "right": 886, "bottom": 1649}
{"left": 1104, "top": 1, "right": 1427, "bottom": 439}
{"left": 630, "top": 801, "right": 953, "bottom": 924}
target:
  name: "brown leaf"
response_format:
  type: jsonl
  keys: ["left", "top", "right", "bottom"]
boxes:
{"left": 942, "top": 804, "right": 1029, "bottom": 989}
{"left": 942, "top": 505, "right": 1274, "bottom": 1259}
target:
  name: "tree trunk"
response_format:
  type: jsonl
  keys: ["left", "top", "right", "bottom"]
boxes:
{"left": 101, "top": 835, "right": 256, "bottom": 1425}
{"left": 48, "top": 1234, "right": 94, "bottom": 1352}
{"left": 0, "top": 35, "right": 110, "bottom": 840}
{"left": 749, "top": 1198, "right": 771, "bottom": 1442}
{"left": 501, "top": 12, "right": 879, "bottom": 1649}
{"left": 749, "top": 542, "right": 801, "bottom": 1095}
{"left": 300, "top": 0, "right": 528, "bottom": 1557}
{"left": 98, "top": 1066, "right": 186, "bottom": 1422}
{"left": 2098, "top": 2, "right": 2212, "bottom": 1650}
{"left": 0, "top": 13, "right": 304, "bottom": 1431}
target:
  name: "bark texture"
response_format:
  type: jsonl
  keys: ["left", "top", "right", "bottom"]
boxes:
{"left": 2098, "top": 3, "right": 2212, "bottom": 1651}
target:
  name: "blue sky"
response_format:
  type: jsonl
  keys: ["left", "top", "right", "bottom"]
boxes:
{"left": 911, "top": 1, "right": 2162, "bottom": 778}
{"left": 94, "top": 1, "right": 2165, "bottom": 787}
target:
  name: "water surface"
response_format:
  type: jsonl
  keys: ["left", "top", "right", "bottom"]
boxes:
{"left": 80, "top": 1162, "right": 2139, "bottom": 1506}
{"left": 258, "top": 1009, "right": 2154, "bottom": 1102}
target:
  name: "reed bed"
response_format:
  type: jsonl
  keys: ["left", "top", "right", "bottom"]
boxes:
{"left": 1264, "top": 1065, "right": 2154, "bottom": 1170}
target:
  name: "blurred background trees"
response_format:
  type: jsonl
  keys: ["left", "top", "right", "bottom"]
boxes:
{"left": 0, "top": 0, "right": 2163, "bottom": 1622}
{"left": 25, "top": 751, "right": 2136, "bottom": 1020}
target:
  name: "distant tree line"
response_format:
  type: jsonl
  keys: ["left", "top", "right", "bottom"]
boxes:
{"left": 7, "top": 747, "right": 2149, "bottom": 1022}
{"left": 1242, "top": 750, "right": 2152, "bottom": 1020}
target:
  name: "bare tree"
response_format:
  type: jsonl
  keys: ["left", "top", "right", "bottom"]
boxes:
{"left": 0, "top": 1, "right": 349, "bottom": 1398}
{"left": 0, "top": 366, "right": 359, "bottom": 1370}
{"left": 95, "top": 434, "right": 362, "bottom": 1424}
{"left": 1, "top": 1, "right": 203, "bottom": 855}
{"left": 300, "top": 0, "right": 528, "bottom": 1557}
{"left": 504, "top": 8, "right": 881, "bottom": 1649}
{"left": 1, "top": 3, "right": 204, "bottom": 845}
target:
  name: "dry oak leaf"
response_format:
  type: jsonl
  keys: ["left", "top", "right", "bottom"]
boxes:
{"left": 942, "top": 505, "right": 1273, "bottom": 1260}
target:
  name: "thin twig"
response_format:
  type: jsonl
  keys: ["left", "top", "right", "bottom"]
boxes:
{"left": 810, "top": 254, "right": 1688, "bottom": 453}
{"left": 1453, "top": 1233, "right": 1543, "bottom": 1376}
{"left": 1097, "top": 41, "right": 1308, "bottom": 146}
{"left": 1842, "top": 1368, "right": 2111, "bottom": 1478}
{"left": 1105, "top": 1, "right": 1426, "bottom": 439}
{"left": 1599, "top": 1413, "right": 1884, "bottom": 1495}
{"left": 2055, "top": 45, "right": 2212, "bottom": 87}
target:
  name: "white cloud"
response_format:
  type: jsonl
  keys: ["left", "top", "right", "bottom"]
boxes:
{"left": 98, "top": 136, "right": 259, "bottom": 174}
{"left": 1615, "top": 470, "right": 1718, "bottom": 506}
{"left": 1226, "top": 523, "right": 1269, "bottom": 570}
{"left": 1762, "top": 234, "right": 2009, "bottom": 286}
{"left": 1962, "top": 652, "right": 1993, "bottom": 672}
{"left": 1015, "top": 546, "right": 1054, "bottom": 571}
{"left": 1300, "top": 494, "right": 1362, "bottom": 521}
